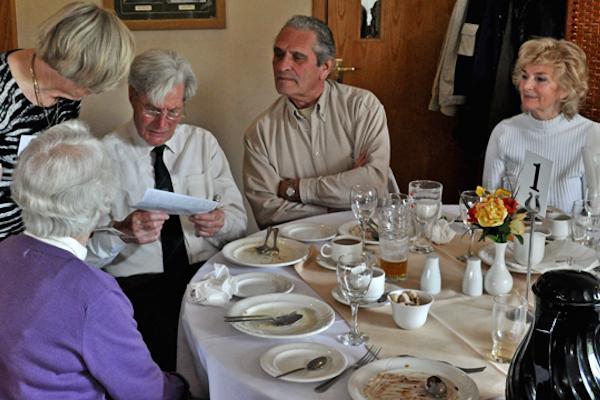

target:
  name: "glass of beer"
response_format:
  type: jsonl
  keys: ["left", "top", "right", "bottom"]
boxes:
{"left": 378, "top": 193, "right": 410, "bottom": 281}
{"left": 491, "top": 293, "right": 528, "bottom": 363}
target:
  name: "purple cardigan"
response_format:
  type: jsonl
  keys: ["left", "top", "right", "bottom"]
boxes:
{"left": 0, "top": 235, "right": 186, "bottom": 400}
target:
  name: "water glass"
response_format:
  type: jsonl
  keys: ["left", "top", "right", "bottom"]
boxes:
{"left": 378, "top": 193, "right": 410, "bottom": 281}
{"left": 336, "top": 253, "right": 373, "bottom": 346}
{"left": 350, "top": 184, "right": 378, "bottom": 251}
{"left": 408, "top": 180, "right": 443, "bottom": 254}
{"left": 491, "top": 293, "right": 528, "bottom": 363}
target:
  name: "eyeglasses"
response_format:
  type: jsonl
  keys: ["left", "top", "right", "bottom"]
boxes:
{"left": 142, "top": 104, "right": 185, "bottom": 121}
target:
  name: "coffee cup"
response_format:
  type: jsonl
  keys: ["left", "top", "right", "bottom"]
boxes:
{"left": 549, "top": 214, "right": 571, "bottom": 240}
{"left": 513, "top": 230, "right": 549, "bottom": 266}
{"left": 320, "top": 235, "right": 362, "bottom": 263}
{"left": 364, "top": 267, "right": 385, "bottom": 301}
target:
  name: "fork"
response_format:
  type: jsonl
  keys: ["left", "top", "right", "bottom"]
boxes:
{"left": 224, "top": 311, "right": 302, "bottom": 326}
{"left": 314, "top": 346, "right": 381, "bottom": 392}
{"left": 255, "top": 226, "right": 274, "bottom": 254}
{"left": 396, "top": 354, "right": 486, "bottom": 373}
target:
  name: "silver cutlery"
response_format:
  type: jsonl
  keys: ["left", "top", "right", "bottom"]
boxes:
{"left": 224, "top": 311, "right": 302, "bottom": 326}
{"left": 255, "top": 226, "right": 280, "bottom": 255}
{"left": 275, "top": 356, "right": 327, "bottom": 378}
{"left": 396, "top": 354, "right": 486, "bottom": 373}
{"left": 425, "top": 375, "right": 448, "bottom": 398}
{"left": 314, "top": 346, "right": 381, "bottom": 392}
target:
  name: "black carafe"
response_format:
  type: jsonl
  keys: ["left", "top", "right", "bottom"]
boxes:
{"left": 507, "top": 270, "right": 600, "bottom": 399}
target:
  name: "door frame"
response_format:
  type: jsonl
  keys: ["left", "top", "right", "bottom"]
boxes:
{"left": 312, "top": 0, "right": 327, "bottom": 21}
{"left": 0, "top": 0, "right": 17, "bottom": 51}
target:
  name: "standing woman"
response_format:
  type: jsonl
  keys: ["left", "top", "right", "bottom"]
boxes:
{"left": 0, "top": 2, "right": 135, "bottom": 240}
{"left": 483, "top": 38, "right": 600, "bottom": 213}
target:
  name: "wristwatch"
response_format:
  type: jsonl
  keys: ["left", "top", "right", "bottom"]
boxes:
{"left": 285, "top": 183, "right": 297, "bottom": 201}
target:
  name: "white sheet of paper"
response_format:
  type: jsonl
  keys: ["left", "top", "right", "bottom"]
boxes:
{"left": 515, "top": 151, "right": 553, "bottom": 217}
{"left": 133, "top": 188, "right": 218, "bottom": 215}
{"left": 17, "top": 135, "right": 35, "bottom": 155}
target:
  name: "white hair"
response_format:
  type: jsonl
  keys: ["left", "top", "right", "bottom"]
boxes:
{"left": 12, "top": 120, "right": 117, "bottom": 238}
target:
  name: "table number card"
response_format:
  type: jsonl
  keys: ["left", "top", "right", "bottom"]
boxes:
{"left": 515, "top": 151, "right": 553, "bottom": 217}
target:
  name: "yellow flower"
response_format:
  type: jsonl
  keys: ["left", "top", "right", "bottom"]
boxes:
{"left": 476, "top": 186, "right": 487, "bottom": 197}
{"left": 509, "top": 212, "right": 526, "bottom": 235}
{"left": 494, "top": 188, "right": 512, "bottom": 198}
{"left": 474, "top": 197, "right": 507, "bottom": 227}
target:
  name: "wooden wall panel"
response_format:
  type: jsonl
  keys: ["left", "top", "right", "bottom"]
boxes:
{"left": 0, "top": 0, "right": 17, "bottom": 52}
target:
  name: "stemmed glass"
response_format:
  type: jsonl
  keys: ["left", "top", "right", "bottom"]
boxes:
{"left": 459, "top": 190, "right": 481, "bottom": 258}
{"left": 350, "top": 184, "right": 378, "bottom": 251}
{"left": 408, "top": 180, "right": 443, "bottom": 254}
{"left": 336, "top": 253, "right": 373, "bottom": 346}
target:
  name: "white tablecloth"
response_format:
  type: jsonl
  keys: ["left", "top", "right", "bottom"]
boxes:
{"left": 177, "top": 209, "right": 508, "bottom": 400}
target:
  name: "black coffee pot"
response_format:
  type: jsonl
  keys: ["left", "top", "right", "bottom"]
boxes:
{"left": 507, "top": 270, "right": 600, "bottom": 399}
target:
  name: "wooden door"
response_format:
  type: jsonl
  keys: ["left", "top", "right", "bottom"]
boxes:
{"left": 0, "top": 0, "right": 17, "bottom": 52}
{"left": 314, "top": 0, "right": 479, "bottom": 202}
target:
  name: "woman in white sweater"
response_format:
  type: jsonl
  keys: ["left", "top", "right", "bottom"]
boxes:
{"left": 483, "top": 38, "right": 600, "bottom": 213}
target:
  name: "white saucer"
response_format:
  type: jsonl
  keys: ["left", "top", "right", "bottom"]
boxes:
{"left": 231, "top": 272, "right": 294, "bottom": 298}
{"left": 331, "top": 284, "right": 393, "bottom": 308}
{"left": 260, "top": 342, "right": 347, "bottom": 383}
{"left": 316, "top": 255, "right": 337, "bottom": 271}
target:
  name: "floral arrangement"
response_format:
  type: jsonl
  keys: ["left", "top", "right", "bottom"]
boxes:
{"left": 468, "top": 186, "right": 526, "bottom": 244}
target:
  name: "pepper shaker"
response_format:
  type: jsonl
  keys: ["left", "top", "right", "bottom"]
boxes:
{"left": 420, "top": 253, "right": 441, "bottom": 294}
{"left": 462, "top": 257, "right": 483, "bottom": 296}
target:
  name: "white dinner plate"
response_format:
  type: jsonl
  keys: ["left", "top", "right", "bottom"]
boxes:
{"left": 230, "top": 272, "right": 294, "bottom": 298}
{"left": 316, "top": 255, "right": 337, "bottom": 271}
{"left": 348, "top": 357, "right": 479, "bottom": 400}
{"left": 279, "top": 222, "right": 337, "bottom": 243}
{"left": 338, "top": 221, "right": 378, "bottom": 245}
{"left": 226, "top": 293, "right": 335, "bottom": 339}
{"left": 222, "top": 237, "right": 308, "bottom": 268}
{"left": 260, "top": 342, "right": 347, "bottom": 383}
{"left": 478, "top": 240, "right": 598, "bottom": 274}
{"left": 330, "top": 283, "right": 395, "bottom": 308}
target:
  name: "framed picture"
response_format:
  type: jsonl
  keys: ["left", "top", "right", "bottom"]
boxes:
{"left": 103, "top": 0, "right": 225, "bottom": 30}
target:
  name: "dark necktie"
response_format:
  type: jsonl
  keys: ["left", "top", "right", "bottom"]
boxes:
{"left": 152, "top": 145, "right": 189, "bottom": 270}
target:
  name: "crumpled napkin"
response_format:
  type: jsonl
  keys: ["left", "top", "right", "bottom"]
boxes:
{"left": 188, "top": 263, "right": 235, "bottom": 306}
{"left": 429, "top": 219, "right": 457, "bottom": 244}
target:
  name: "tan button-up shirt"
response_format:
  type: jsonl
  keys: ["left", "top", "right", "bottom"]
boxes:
{"left": 244, "top": 80, "right": 390, "bottom": 227}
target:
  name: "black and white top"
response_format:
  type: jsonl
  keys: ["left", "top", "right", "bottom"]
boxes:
{"left": 0, "top": 51, "right": 80, "bottom": 241}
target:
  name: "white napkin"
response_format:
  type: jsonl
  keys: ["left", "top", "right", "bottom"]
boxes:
{"left": 188, "top": 263, "right": 235, "bottom": 306}
{"left": 429, "top": 219, "right": 457, "bottom": 244}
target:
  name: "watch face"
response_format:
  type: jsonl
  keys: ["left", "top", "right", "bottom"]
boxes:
{"left": 286, "top": 185, "right": 296, "bottom": 198}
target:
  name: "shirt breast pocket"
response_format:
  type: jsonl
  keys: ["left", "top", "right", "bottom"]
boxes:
{"left": 184, "top": 173, "right": 213, "bottom": 199}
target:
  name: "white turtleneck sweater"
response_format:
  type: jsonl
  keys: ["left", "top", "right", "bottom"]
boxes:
{"left": 483, "top": 112, "right": 600, "bottom": 213}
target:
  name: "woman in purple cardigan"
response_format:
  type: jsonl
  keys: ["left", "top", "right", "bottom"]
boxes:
{"left": 0, "top": 120, "right": 188, "bottom": 400}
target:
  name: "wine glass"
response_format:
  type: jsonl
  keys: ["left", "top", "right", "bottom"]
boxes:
{"left": 336, "top": 253, "right": 373, "bottom": 346}
{"left": 350, "top": 184, "right": 378, "bottom": 251}
{"left": 408, "top": 180, "right": 443, "bottom": 254}
{"left": 459, "top": 190, "right": 481, "bottom": 258}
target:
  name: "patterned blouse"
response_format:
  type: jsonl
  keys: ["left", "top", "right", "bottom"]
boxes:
{"left": 0, "top": 51, "right": 80, "bottom": 240}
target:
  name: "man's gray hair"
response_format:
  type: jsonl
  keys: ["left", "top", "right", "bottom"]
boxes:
{"left": 283, "top": 15, "right": 336, "bottom": 65}
{"left": 12, "top": 120, "right": 117, "bottom": 238}
{"left": 129, "top": 49, "right": 198, "bottom": 104}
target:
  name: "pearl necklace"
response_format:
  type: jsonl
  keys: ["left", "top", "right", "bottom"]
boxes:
{"left": 29, "top": 53, "right": 59, "bottom": 126}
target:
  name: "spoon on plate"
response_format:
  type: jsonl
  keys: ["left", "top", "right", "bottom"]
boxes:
{"left": 274, "top": 356, "right": 328, "bottom": 378}
{"left": 425, "top": 375, "right": 448, "bottom": 398}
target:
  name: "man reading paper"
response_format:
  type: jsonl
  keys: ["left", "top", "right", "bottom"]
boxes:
{"left": 88, "top": 49, "right": 246, "bottom": 371}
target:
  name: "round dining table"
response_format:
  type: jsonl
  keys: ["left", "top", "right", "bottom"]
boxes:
{"left": 176, "top": 209, "right": 527, "bottom": 400}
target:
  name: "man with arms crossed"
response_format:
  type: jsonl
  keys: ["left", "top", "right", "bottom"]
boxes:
{"left": 244, "top": 15, "right": 390, "bottom": 228}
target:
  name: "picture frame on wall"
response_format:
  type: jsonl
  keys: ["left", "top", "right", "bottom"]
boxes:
{"left": 102, "top": 0, "right": 225, "bottom": 30}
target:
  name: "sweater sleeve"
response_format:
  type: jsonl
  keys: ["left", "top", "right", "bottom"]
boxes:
{"left": 81, "top": 287, "right": 187, "bottom": 400}
{"left": 482, "top": 124, "right": 506, "bottom": 190}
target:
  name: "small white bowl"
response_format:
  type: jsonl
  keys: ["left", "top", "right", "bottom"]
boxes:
{"left": 388, "top": 289, "right": 433, "bottom": 330}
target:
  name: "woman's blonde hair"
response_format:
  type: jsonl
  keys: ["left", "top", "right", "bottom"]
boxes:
{"left": 36, "top": 2, "right": 135, "bottom": 93}
{"left": 513, "top": 37, "right": 589, "bottom": 119}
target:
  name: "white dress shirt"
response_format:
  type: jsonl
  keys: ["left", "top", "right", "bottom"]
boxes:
{"left": 87, "top": 121, "right": 247, "bottom": 277}
{"left": 24, "top": 231, "right": 87, "bottom": 260}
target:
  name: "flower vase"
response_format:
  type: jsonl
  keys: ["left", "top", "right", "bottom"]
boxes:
{"left": 484, "top": 241, "right": 513, "bottom": 295}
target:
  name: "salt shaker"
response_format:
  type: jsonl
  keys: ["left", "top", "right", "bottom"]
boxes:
{"left": 420, "top": 253, "right": 441, "bottom": 294}
{"left": 462, "top": 257, "right": 483, "bottom": 296}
